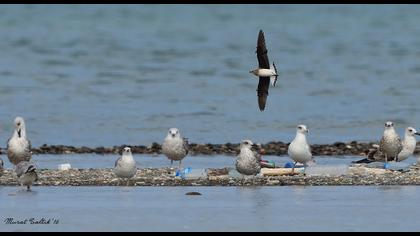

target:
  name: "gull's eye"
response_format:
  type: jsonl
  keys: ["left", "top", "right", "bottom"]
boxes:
{"left": 298, "top": 126, "right": 302, "bottom": 129}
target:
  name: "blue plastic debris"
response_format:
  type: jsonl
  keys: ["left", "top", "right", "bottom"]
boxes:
{"left": 284, "top": 162, "right": 294, "bottom": 168}
{"left": 365, "top": 161, "right": 411, "bottom": 171}
{"left": 284, "top": 162, "right": 304, "bottom": 168}
{"left": 175, "top": 167, "right": 192, "bottom": 179}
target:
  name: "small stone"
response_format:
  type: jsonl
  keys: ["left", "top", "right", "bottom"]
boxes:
{"left": 185, "top": 191, "right": 201, "bottom": 195}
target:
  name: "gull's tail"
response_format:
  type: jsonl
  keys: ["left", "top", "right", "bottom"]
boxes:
{"left": 270, "top": 62, "right": 278, "bottom": 87}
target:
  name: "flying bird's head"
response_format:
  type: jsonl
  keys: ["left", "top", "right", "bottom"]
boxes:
{"left": 168, "top": 128, "right": 180, "bottom": 138}
{"left": 240, "top": 139, "right": 254, "bottom": 149}
{"left": 14, "top": 116, "right": 25, "bottom": 138}
{"left": 384, "top": 121, "right": 394, "bottom": 129}
{"left": 406, "top": 127, "right": 420, "bottom": 137}
{"left": 297, "top": 124, "right": 309, "bottom": 134}
{"left": 249, "top": 69, "right": 259, "bottom": 76}
{"left": 123, "top": 147, "right": 132, "bottom": 156}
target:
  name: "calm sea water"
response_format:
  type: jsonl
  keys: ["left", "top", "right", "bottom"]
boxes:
{"left": 0, "top": 5, "right": 420, "bottom": 147}
{"left": 1, "top": 185, "right": 420, "bottom": 232}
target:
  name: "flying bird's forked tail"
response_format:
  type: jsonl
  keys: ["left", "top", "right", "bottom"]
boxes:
{"left": 270, "top": 62, "right": 278, "bottom": 87}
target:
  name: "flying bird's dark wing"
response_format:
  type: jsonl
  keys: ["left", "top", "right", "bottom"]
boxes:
{"left": 256, "top": 30, "right": 270, "bottom": 69}
{"left": 256, "top": 30, "right": 270, "bottom": 111}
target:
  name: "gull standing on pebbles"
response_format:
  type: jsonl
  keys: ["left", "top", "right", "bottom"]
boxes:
{"left": 7, "top": 117, "right": 32, "bottom": 165}
{"left": 162, "top": 128, "right": 189, "bottom": 169}
{"left": 288, "top": 125, "right": 313, "bottom": 174}
{"left": 235, "top": 140, "right": 261, "bottom": 175}
{"left": 379, "top": 121, "right": 402, "bottom": 164}
{"left": 355, "top": 126, "right": 419, "bottom": 163}
{"left": 397, "top": 127, "right": 419, "bottom": 161}
{"left": 249, "top": 30, "right": 278, "bottom": 111}
{"left": 114, "top": 147, "right": 137, "bottom": 179}
{"left": 15, "top": 161, "right": 38, "bottom": 191}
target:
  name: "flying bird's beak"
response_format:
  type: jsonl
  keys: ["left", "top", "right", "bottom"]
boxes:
{"left": 17, "top": 128, "right": 21, "bottom": 138}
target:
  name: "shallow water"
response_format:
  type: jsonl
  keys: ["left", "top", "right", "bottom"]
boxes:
{"left": 1, "top": 185, "right": 420, "bottom": 232}
{"left": 3, "top": 153, "right": 414, "bottom": 170}
{"left": 0, "top": 5, "right": 420, "bottom": 147}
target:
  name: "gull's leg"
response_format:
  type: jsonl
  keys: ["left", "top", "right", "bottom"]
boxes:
{"left": 170, "top": 159, "right": 173, "bottom": 168}
{"left": 26, "top": 185, "right": 31, "bottom": 192}
{"left": 291, "top": 161, "right": 297, "bottom": 175}
{"left": 178, "top": 160, "right": 182, "bottom": 170}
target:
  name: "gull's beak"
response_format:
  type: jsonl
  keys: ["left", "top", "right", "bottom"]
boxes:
{"left": 249, "top": 70, "right": 253, "bottom": 73}
{"left": 17, "top": 128, "right": 21, "bottom": 138}
{"left": 171, "top": 134, "right": 175, "bottom": 138}
{"left": 306, "top": 129, "right": 309, "bottom": 133}
{"left": 251, "top": 144, "right": 259, "bottom": 149}
{"left": 415, "top": 132, "right": 420, "bottom": 136}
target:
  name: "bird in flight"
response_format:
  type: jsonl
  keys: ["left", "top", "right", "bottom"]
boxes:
{"left": 249, "top": 30, "right": 278, "bottom": 111}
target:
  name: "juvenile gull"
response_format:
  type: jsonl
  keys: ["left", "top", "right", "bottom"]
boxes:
{"left": 397, "top": 127, "right": 419, "bottom": 161}
{"left": 114, "top": 147, "right": 137, "bottom": 179}
{"left": 288, "top": 125, "right": 313, "bottom": 174}
{"left": 379, "top": 121, "right": 402, "bottom": 164}
{"left": 235, "top": 139, "right": 261, "bottom": 175}
{"left": 15, "top": 161, "right": 38, "bottom": 191}
{"left": 354, "top": 126, "right": 419, "bottom": 163}
{"left": 7, "top": 117, "right": 32, "bottom": 165}
{"left": 162, "top": 128, "right": 189, "bottom": 169}
{"left": 249, "top": 30, "right": 278, "bottom": 111}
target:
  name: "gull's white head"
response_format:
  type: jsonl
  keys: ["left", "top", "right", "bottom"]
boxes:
{"left": 167, "top": 128, "right": 181, "bottom": 138}
{"left": 406, "top": 127, "right": 420, "bottom": 137}
{"left": 384, "top": 121, "right": 394, "bottom": 130}
{"left": 123, "top": 147, "right": 132, "bottom": 156}
{"left": 296, "top": 124, "right": 309, "bottom": 134}
{"left": 240, "top": 139, "right": 254, "bottom": 149}
{"left": 249, "top": 69, "right": 259, "bottom": 76}
{"left": 14, "top": 116, "right": 26, "bottom": 138}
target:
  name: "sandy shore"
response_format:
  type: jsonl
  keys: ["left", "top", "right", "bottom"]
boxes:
{"left": 2, "top": 141, "right": 419, "bottom": 156}
{"left": 1, "top": 166, "right": 420, "bottom": 186}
